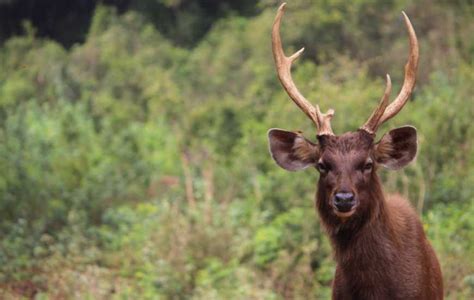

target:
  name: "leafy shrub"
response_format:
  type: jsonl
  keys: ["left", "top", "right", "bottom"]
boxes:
{"left": 0, "top": 1, "right": 472, "bottom": 298}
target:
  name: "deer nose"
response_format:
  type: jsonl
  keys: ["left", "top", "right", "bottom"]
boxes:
{"left": 333, "top": 192, "right": 356, "bottom": 212}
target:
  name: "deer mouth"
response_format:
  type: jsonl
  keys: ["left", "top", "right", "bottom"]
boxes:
{"left": 334, "top": 208, "right": 356, "bottom": 218}
{"left": 333, "top": 200, "right": 358, "bottom": 218}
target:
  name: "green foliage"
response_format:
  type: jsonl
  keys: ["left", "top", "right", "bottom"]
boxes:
{"left": 0, "top": 1, "right": 472, "bottom": 299}
{"left": 426, "top": 202, "right": 474, "bottom": 298}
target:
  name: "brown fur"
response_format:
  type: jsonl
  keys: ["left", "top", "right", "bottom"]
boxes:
{"left": 268, "top": 128, "right": 443, "bottom": 299}
{"left": 315, "top": 132, "right": 443, "bottom": 300}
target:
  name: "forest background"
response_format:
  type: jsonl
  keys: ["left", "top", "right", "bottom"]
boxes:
{"left": 0, "top": 0, "right": 473, "bottom": 298}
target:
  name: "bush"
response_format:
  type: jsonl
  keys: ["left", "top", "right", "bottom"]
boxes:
{"left": 0, "top": 1, "right": 472, "bottom": 298}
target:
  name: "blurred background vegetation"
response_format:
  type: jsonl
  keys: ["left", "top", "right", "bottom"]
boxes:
{"left": 0, "top": 0, "right": 472, "bottom": 299}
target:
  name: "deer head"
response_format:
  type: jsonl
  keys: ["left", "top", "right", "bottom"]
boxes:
{"left": 268, "top": 3, "right": 419, "bottom": 221}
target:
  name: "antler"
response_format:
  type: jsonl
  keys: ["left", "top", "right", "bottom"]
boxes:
{"left": 361, "top": 12, "right": 419, "bottom": 134}
{"left": 272, "top": 3, "right": 334, "bottom": 136}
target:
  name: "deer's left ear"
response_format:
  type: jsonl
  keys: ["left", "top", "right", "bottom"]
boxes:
{"left": 374, "top": 126, "right": 418, "bottom": 170}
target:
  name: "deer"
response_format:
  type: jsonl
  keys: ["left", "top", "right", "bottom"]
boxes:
{"left": 267, "top": 3, "right": 443, "bottom": 299}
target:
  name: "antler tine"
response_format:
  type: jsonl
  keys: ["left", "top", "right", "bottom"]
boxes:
{"left": 361, "top": 74, "right": 392, "bottom": 134}
{"left": 272, "top": 3, "right": 334, "bottom": 136}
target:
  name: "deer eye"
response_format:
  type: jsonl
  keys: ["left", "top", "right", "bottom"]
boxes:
{"left": 363, "top": 161, "right": 373, "bottom": 172}
{"left": 317, "top": 162, "right": 330, "bottom": 173}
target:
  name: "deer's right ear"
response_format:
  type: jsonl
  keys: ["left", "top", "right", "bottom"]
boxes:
{"left": 267, "top": 129, "right": 320, "bottom": 171}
